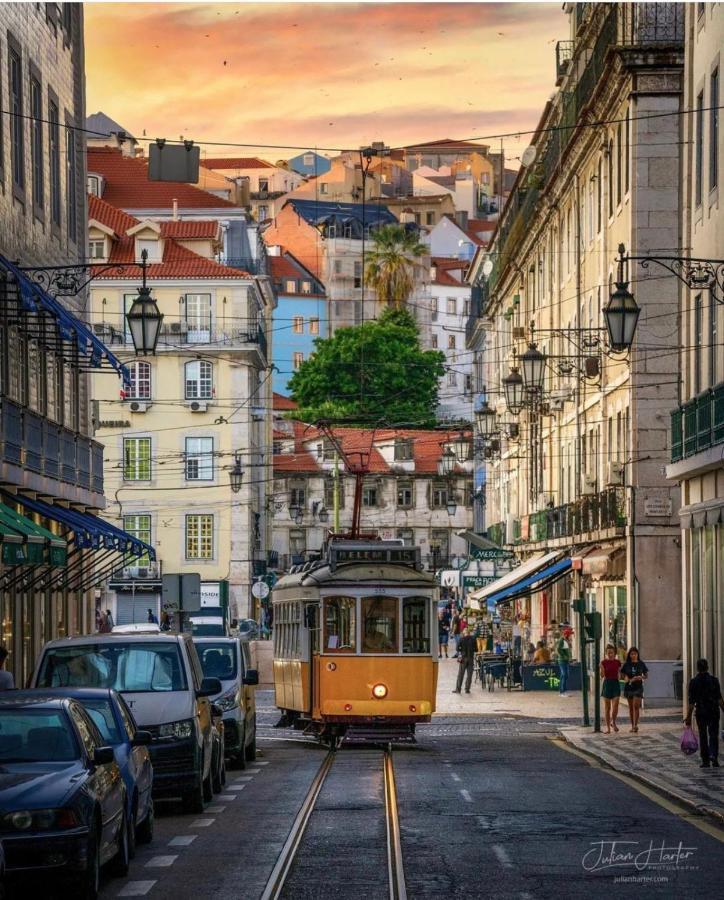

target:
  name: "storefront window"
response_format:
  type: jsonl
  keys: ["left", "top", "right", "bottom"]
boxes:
{"left": 324, "top": 596, "right": 356, "bottom": 652}
{"left": 1, "top": 595, "right": 14, "bottom": 674}
{"left": 361, "top": 596, "right": 398, "bottom": 653}
{"left": 604, "top": 586, "right": 627, "bottom": 660}
{"left": 402, "top": 597, "right": 429, "bottom": 654}
{"left": 702, "top": 527, "right": 716, "bottom": 662}
{"left": 22, "top": 595, "right": 31, "bottom": 681}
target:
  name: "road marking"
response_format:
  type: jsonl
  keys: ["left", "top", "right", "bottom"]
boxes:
{"left": 118, "top": 882, "right": 157, "bottom": 897}
{"left": 450, "top": 772, "right": 461, "bottom": 782}
{"left": 207, "top": 805, "right": 226, "bottom": 812}
{"left": 217, "top": 794, "right": 236, "bottom": 800}
{"left": 168, "top": 836, "right": 196, "bottom": 847}
{"left": 519, "top": 893, "right": 535, "bottom": 900}
{"left": 551, "top": 738, "right": 724, "bottom": 842}
{"left": 235, "top": 776, "right": 252, "bottom": 781}
{"left": 460, "top": 789, "right": 472, "bottom": 802}
{"left": 493, "top": 844, "right": 513, "bottom": 868}
{"left": 256, "top": 760, "right": 269, "bottom": 765}
{"left": 228, "top": 784, "right": 246, "bottom": 791}
{"left": 145, "top": 855, "right": 178, "bottom": 868}
{"left": 191, "top": 818, "right": 215, "bottom": 827}
{"left": 245, "top": 768, "right": 261, "bottom": 774}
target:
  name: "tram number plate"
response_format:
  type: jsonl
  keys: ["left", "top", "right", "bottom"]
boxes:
{"left": 373, "top": 586, "right": 387, "bottom": 594}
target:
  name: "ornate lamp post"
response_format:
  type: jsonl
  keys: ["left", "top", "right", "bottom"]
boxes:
{"left": 503, "top": 367, "right": 525, "bottom": 416}
{"left": 229, "top": 455, "right": 244, "bottom": 493}
{"left": 125, "top": 251, "right": 164, "bottom": 354}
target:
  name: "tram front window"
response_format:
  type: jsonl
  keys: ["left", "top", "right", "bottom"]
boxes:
{"left": 402, "top": 597, "right": 430, "bottom": 654}
{"left": 361, "top": 597, "right": 398, "bottom": 653}
{"left": 324, "top": 596, "right": 356, "bottom": 652}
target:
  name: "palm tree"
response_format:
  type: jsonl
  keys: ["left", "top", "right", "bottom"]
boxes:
{"left": 364, "top": 224, "right": 427, "bottom": 305}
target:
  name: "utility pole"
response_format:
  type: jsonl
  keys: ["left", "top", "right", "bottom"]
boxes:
{"left": 333, "top": 452, "right": 340, "bottom": 532}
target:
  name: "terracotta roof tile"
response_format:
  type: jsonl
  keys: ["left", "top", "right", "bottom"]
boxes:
{"left": 201, "top": 157, "right": 274, "bottom": 169}
{"left": 273, "top": 453, "right": 319, "bottom": 474}
{"left": 273, "top": 393, "right": 298, "bottom": 411}
{"left": 160, "top": 220, "right": 219, "bottom": 239}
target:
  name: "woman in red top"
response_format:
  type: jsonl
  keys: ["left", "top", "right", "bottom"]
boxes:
{"left": 600, "top": 644, "right": 622, "bottom": 733}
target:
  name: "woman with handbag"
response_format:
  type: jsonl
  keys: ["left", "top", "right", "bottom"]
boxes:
{"left": 621, "top": 646, "right": 648, "bottom": 733}
{"left": 599, "top": 644, "right": 622, "bottom": 734}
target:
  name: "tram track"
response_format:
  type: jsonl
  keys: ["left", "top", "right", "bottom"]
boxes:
{"left": 261, "top": 747, "right": 407, "bottom": 900}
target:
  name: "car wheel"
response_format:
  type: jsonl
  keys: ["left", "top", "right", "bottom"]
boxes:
{"left": 244, "top": 721, "right": 257, "bottom": 763}
{"left": 110, "top": 812, "right": 130, "bottom": 877}
{"left": 77, "top": 828, "right": 100, "bottom": 900}
{"left": 220, "top": 756, "right": 226, "bottom": 787}
{"left": 181, "top": 776, "right": 205, "bottom": 814}
{"left": 136, "top": 799, "right": 154, "bottom": 845}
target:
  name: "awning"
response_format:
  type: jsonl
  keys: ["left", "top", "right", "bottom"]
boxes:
{"left": 467, "top": 550, "right": 560, "bottom": 601}
{"left": 571, "top": 544, "right": 625, "bottom": 579}
{"left": 679, "top": 499, "right": 723, "bottom": 529}
{"left": 0, "top": 252, "right": 130, "bottom": 387}
{"left": 0, "top": 503, "right": 67, "bottom": 566}
{"left": 7, "top": 494, "right": 154, "bottom": 560}
{"left": 0, "top": 517, "right": 30, "bottom": 565}
{"left": 486, "top": 557, "right": 572, "bottom": 605}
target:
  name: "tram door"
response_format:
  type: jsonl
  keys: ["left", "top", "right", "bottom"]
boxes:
{"left": 305, "top": 603, "right": 320, "bottom": 717}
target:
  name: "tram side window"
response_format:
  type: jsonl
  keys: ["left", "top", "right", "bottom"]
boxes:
{"left": 402, "top": 597, "right": 430, "bottom": 654}
{"left": 324, "top": 597, "right": 356, "bottom": 652}
{"left": 361, "top": 597, "right": 398, "bottom": 653}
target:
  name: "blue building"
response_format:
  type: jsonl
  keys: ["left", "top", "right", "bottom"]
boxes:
{"left": 287, "top": 151, "right": 332, "bottom": 178}
{"left": 270, "top": 252, "right": 327, "bottom": 395}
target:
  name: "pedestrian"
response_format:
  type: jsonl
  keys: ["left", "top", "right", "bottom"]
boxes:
{"left": 684, "top": 658, "right": 724, "bottom": 768}
{"left": 525, "top": 642, "right": 536, "bottom": 664}
{"left": 473, "top": 618, "right": 486, "bottom": 653}
{"left": 105, "top": 609, "right": 115, "bottom": 630}
{"left": 160, "top": 609, "right": 171, "bottom": 632}
{"left": 452, "top": 627, "right": 476, "bottom": 694}
{"left": 97, "top": 609, "right": 112, "bottom": 634}
{"left": 450, "top": 608, "right": 462, "bottom": 655}
{"left": 621, "top": 646, "right": 648, "bottom": 732}
{"left": 0, "top": 646, "right": 15, "bottom": 690}
{"left": 437, "top": 611, "right": 450, "bottom": 659}
{"left": 600, "top": 643, "right": 622, "bottom": 734}
{"left": 556, "top": 627, "right": 573, "bottom": 696}
{"left": 533, "top": 640, "right": 551, "bottom": 664}
{"left": 147, "top": 608, "right": 159, "bottom": 625}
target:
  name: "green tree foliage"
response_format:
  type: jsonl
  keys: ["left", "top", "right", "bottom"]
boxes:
{"left": 288, "top": 307, "right": 446, "bottom": 426}
{"left": 364, "top": 223, "right": 427, "bottom": 304}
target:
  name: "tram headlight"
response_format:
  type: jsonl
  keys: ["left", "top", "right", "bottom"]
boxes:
{"left": 372, "top": 683, "right": 388, "bottom": 699}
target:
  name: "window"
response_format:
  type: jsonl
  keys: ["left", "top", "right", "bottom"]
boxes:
{"left": 403, "top": 597, "right": 430, "bottom": 654}
{"left": 616, "top": 123, "right": 622, "bottom": 206}
{"left": 607, "top": 140, "right": 614, "bottom": 216}
{"left": 301, "top": 281, "right": 312, "bottom": 294}
{"left": 394, "top": 438, "right": 413, "bottom": 461}
{"left": 292, "top": 316, "right": 304, "bottom": 334}
{"left": 447, "top": 335, "right": 456, "bottom": 350}
{"left": 324, "top": 596, "right": 355, "bottom": 652}
{"left": 123, "top": 514, "right": 152, "bottom": 566}
{"left": 303, "top": 153, "right": 314, "bottom": 166}
{"left": 710, "top": 295, "right": 718, "bottom": 387}
{"left": 397, "top": 481, "right": 413, "bottom": 507}
{"left": 186, "top": 514, "right": 213, "bottom": 559}
{"left": 353, "top": 261, "right": 362, "bottom": 289}
{"left": 127, "top": 361, "right": 151, "bottom": 399}
{"left": 290, "top": 485, "right": 305, "bottom": 508}
{"left": 138, "top": 238, "right": 162, "bottom": 263}
{"left": 124, "top": 438, "right": 151, "bottom": 481}
{"left": 710, "top": 68, "right": 719, "bottom": 191}
{"left": 66, "top": 125, "right": 77, "bottom": 242}
{"left": 624, "top": 109, "right": 630, "bottom": 193}
{"left": 431, "top": 333, "right": 438, "bottom": 349}
{"left": 447, "top": 297, "right": 456, "bottom": 315}
{"left": 89, "top": 238, "right": 106, "bottom": 260}
{"left": 9, "top": 45, "right": 24, "bottom": 193}
{"left": 289, "top": 528, "right": 306, "bottom": 556}
{"left": 696, "top": 90, "right": 704, "bottom": 206}
{"left": 293, "top": 351, "right": 304, "bottom": 369}
{"left": 30, "top": 76, "right": 43, "bottom": 212}
{"left": 320, "top": 182, "right": 329, "bottom": 194}
{"left": 362, "top": 484, "right": 378, "bottom": 507}
{"left": 324, "top": 477, "right": 344, "bottom": 508}
{"left": 430, "top": 481, "right": 448, "bottom": 508}
{"left": 361, "top": 596, "right": 398, "bottom": 653}
{"left": 694, "top": 293, "right": 703, "bottom": 394}
{"left": 49, "top": 98, "right": 61, "bottom": 226}
{"left": 257, "top": 205, "right": 268, "bottom": 221}
{"left": 397, "top": 528, "right": 414, "bottom": 546}
{"left": 333, "top": 259, "right": 342, "bottom": 275}
{"left": 431, "top": 297, "right": 438, "bottom": 321}
{"left": 285, "top": 279, "right": 296, "bottom": 293}
{"left": 197, "top": 642, "right": 238, "bottom": 680}
{"left": 447, "top": 370, "right": 457, "bottom": 386}
{"left": 597, "top": 159, "right": 602, "bottom": 231}
{"left": 185, "top": 360, "right": 213, "bottom": 399}
{"left": 309, "top": 317, "right": 319, "bottom": 335}
{"left": 185, "top": 437, "right": 214, "bottom": 481}
{"left": 87, "top": 174, "right": 101, "bottom": 196}
{"left": 464, "top": 374, "right": 473, "bottom": 393}
{"left": 426, "top": 211, "right": 435, "bottom": 226}
{"left": 258, "top": 178, "right": 269, "bottom": 192}
{"left": 464, "top": 298, "right": 470, "bottom": 317}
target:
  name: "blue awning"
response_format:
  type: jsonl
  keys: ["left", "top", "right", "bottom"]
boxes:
{"left": 0, "top": 252, "right": 130, "bottom": 387}
{"left": 8, "top": 494, "right": 154, "bottom": 560}
{"left": 488, "top": 557, "right": 572, "bottom": 605}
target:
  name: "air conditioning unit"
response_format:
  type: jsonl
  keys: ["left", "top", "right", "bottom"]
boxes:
{"left": 550, "top": 398, "right": 565, "bottom": 412}
{"left": 512, "top": 326, "right": 526, "bottom": 340}
{"left": 136, "top": 567, "right": 149, "bottom": 579}
{"left": 187, "top": 400, "right": 208, "bottom": 412}
{"left": 170, "top": 321, "right": 189, "bottom": 334}
{"left": 607, "top": 461, "right": 625, "bottom": 486}
{"left": 129, "top": 401, "right": 150, "bottom": 413}
{"left": 581, "top": 473, "right": 597, "bottom": 495}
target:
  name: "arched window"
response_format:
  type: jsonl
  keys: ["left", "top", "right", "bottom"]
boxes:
{"left": 616, "top": 123, "right": 622, "bottom": 205}
{"left": 185, "top": 360, "right": 213, "bottom": 399}
{"left": 607, "top": 140, "right": 614, "bottom": 217}
{"left": 127, "top": 361, "right": 151, "bottom": 400}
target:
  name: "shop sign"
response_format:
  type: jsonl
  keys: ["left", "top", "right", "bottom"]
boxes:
{"left": 200, "top": 581, "right": 229, "bottom": 607}
{"left": 469, "top": 546, "right": 516, "bottom": 561}
{"left": 522, "top": 663, "right": 582, "bottom": 692}
{"left": 643, "top": 495, "right": 673, "bottom": 517}
{"left": 462, "top": 575, "right": 496, "bottom": 589}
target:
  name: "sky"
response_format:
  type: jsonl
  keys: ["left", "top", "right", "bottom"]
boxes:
{"left": 84, "top": 1, "right": 567, "bottom": 162}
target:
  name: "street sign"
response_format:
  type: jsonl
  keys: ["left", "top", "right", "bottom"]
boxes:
{"left": 462, "top": 575, "right": 497, "bottom": 589}
{"left": 251, "top": 581, "right": 270, "bottom": 600}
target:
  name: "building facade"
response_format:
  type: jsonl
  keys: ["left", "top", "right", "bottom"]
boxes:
{"left": 467, "top": 3, "right": 685, "bottom": 699}
{"left": 429, "top": 258, "right": 474, "bottom": 422}
{"left": 667, "top": 2, "right": 724, "bottom": 682}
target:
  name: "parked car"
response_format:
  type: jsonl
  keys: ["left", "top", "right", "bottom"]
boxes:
{"left": 39, "top": 688, "right": 154, "bottom": 852}
{"left": 194, "top": 637, "right": 258, "bottom": 767}
{"left": 0, "top": 693, "right": 128, "bottom": 898}
{"left": 209, "top": 703, "right": 226, "bottom": 794}
{"left": 30, "top": 634, "right": 221, "bottom": 814}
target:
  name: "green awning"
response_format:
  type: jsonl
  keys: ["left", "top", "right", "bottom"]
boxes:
{"left": 0, "top": 503, "right": 68, "bottom": 567}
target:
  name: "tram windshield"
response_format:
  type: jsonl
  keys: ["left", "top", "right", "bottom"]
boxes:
{"left": 402, "top": 597, "right": 430, "bottom": 654}
{"left": 361, "top": 597, "right": 398, "bottom": 653}
{"left": 324, "top": 596, "right": 356, "bottom": 653}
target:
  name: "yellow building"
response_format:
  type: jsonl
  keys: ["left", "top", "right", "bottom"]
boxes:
{"left": 88, "top": 194, "right": 274, "bottom": 622}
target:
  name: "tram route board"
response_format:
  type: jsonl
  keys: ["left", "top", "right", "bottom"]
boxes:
{"left": 329, "top": 543, "right": 420, "bottom": 571}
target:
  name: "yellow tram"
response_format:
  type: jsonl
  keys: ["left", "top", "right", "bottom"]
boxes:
{"left": 272, "top": 540, "right": 439, "bottom": 744}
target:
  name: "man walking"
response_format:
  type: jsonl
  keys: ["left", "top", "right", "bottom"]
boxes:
{"left": 453, "top": 628, "right": 476, "bottom": 694}
{"left": 685, "top": 658, "right": 724, "bottom": 768}
{"left": 556, "top": 627, "right": 573, "bottom": 696}
{"left": 0, "top": 646, "right": 15, "bottom": 690}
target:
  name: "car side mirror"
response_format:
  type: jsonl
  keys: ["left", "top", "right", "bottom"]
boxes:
{"left": 243, "top": 669, "right": 259, "bottom": 686}
{"left": 93, "top": 745, "right": 115, "bottom": 766}
{"left": 132, "top": 731, "right": 152, "bottom": 746}
{"left": 197, "top": 676, "right": 222, "bottom": 698}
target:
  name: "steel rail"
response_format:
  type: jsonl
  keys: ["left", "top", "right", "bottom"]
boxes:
{"left": 260, "top": 751, "right": 335, "bottom": 900}
{"left": 384, "top": 750, "right": 407, "bottom": 900}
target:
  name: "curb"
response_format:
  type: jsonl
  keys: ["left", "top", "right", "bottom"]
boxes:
{"left": 556, "top": 729, "right": 724, "bottom": 827}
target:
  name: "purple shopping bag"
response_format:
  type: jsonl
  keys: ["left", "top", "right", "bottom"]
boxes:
{"left": 680, "top": 726, "right": 698, "bottom": 755}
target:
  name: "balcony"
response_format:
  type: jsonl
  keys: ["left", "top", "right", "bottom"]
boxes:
{"left": 555, "top": 40, "right": 574, "bottom": 85}
{"left": 108, "top": 560, "right": 162, "bottom": 588}
{"left": 670, "top": 384, "right": 724, "bottom": 464}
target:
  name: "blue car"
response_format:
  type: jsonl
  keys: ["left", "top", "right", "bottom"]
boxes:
{"left": 0, "top": 693, "right": 128, "bottom": 899}
{"left": 40, "top": 688, "right": 154, "bottom": 854}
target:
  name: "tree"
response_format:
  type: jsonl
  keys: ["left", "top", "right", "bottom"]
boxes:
{"left": 288, "top": 306, "right": 445, "bottom": 427}
{"left": 364, "top": 223, "right": 427, "bottom": 304}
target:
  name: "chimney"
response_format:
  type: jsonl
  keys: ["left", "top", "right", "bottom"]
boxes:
{"left": 172, "top": 199, "right": 179, "bottom": 220}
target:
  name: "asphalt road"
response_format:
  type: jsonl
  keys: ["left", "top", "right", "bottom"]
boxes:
{"left": 11, "top": 692, "right": 722, "bottom": 900}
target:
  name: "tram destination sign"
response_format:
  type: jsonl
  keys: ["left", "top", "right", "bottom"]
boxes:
{"left": 329, "top": 542, "right": 420, "bottom": 571}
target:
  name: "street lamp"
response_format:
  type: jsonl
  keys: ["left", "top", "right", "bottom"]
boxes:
{"left": 229, "top": 455, "right": 244, "bottom": 493}
{"left": 475, "top": 400, "right": 498, "bottom": 437}
{"left": 452, "top": 434, "right": 471, "bottom": 463}
{"left": 439, "top": 447, "right": 456, "bottom": 476}
{"left": 604, "top": 280, "right": 640, "bottom": 352}
{"left": 318, "top": 506, "right": 329, "bottom": 524}
{"left": 288, "top": 504, "right": 299, "bottom": 521}
{"left": 294, "top": 508, "right": 304, "bottom": 525}
{"left": 446, "top": 497, "right": 458, "bottom": 516}
{"left": 503, "top": 367, "right": 525, "bottom": 416}
{"left": 125, "top": 251, "right": 164, "bottom": 354}
{"left": 520, "top": 342, "right": 546, "bottom": 392}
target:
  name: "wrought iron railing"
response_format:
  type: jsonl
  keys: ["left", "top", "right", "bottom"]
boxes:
{"left": 671, "top": 384, "right": 724, "bottom": 463}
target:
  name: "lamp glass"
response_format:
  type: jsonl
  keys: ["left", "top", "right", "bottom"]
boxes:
{"left": 439, "top": 448, "right": 456, "bottom": 476}
{"left": 126, "top": 287, "right": 164, "bottom": 355}
{"left": 520, "top": 342, "right": 546, "bottom": 392}
{"left": 446, "top": 499, "right": 457, "bottom": 516}
{"left": 475, "top": 401, "right": 497, "bottom": 437}
{"left": 229, "top": 460, "right": 243, "bottom": 493}
{"left": 503, "top": 367, "right": 525, "bottom": 415}
{"left": 604, "top": 282, "right": 640, "bottom": 351}
{"left": 318, "top": 507, "right": 329, "bottom": 523}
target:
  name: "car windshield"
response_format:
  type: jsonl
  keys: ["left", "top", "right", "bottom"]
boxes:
{"left": 190, "top": 619, "right": 225, "bottom": 636}
{"left": 37, "top": 643, "right": 188, "bottom": 693}
{"left": 196, "top": 643, "right": 238, "bottom": 680}
{"left": 81, "top": 699, "right": 122, "bottom": 744}
{"left": 0, "top": 709, "right": 79, "bottom": 763}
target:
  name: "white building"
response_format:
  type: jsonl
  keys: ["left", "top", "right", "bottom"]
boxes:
{"left": 429, "top": 258, "right": 474, "bottom": 422}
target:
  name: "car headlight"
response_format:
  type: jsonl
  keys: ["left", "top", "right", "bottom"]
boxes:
{"left": 156, "top": 718, "right": 194, "bottom": 740}
{"left": 216, "top": 688, "right": 238, "bottom": 712}
{"left": 2, "top": 809, "right": 79, "bottom": 832}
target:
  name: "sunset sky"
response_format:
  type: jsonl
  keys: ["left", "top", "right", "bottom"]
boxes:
{"left": 84, "top": 1, "right": 567, "bottom": 162}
